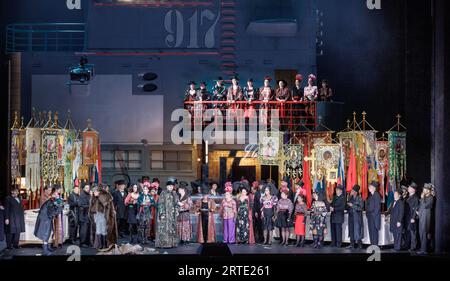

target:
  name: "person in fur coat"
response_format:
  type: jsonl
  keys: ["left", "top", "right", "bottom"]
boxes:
{"left": 89, "top": 185, "right": 117, "bottom": 250}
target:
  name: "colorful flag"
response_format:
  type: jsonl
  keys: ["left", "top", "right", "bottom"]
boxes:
{"left": 302, "top": 145, "right": 312, "bottom": 208}
{"left": 346, "top": 145, "right": 357, "bottom": 193}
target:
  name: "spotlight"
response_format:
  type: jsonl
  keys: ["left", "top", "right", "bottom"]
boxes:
{"left": 69, "top": 56, "right": 95, "bottom": 84}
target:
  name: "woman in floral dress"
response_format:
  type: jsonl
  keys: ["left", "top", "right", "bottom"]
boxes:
{"left": 236, "top": 185, "right": 255, "bottom": 244}
{"left": 310, "top": 191, "right": 328, "bottom": 249}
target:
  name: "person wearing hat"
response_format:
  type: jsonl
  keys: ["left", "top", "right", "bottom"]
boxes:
{"left": 226, "top": 75, "right": 243, "bottom": 104}
{"left": 346, "top": 185, "right": 364, "bottom": 249}
{"left": 148, "top": 182, "right": 159, "bottom": 241}
{"left": 366, "top": 181, "right": 382, "bottom": 246}
{"left": 155, "top": 178, "right": 180, "bottom": 248}
{"left": 275, "top": 79, "right": 291, "bottom": 126}
{"left": 304, "top": 74, "right": 318, "bottom": 101}
{"left": 4, "top": 187, "right": 25, "bottom": 250}
{"left": 125, "top": 184, "right": 140, "bottom": 244}
{"left": 406, "top": 181, "right": 420, "bottom": 251}
{"left": 330, "top": 185, "right": 345, "bottom": 248}
{"left": 184, "top": 81, "right": 199, "bottom": 112}
{"left": 319, "top": 79, "right": 333, "bottom": 102}
{"left": 310, "top": 191, "right": 328, "bottom": 249}
{"left": 113, "top": 180, "right": 128, "bottom": 238}
{"left": 243, "top": 78, "right": 259, "bottom": 119}
{"left": 386, "top": 189, "right": 405, "bottom": 251}
{"left": 177, "top": 182, "right": 193, "bottom": 244}
{"left": 211, "top": 77, "right": 226, "bottom": 109}
{"left": 67, "top": 185, "right": 80, "bottom": 244}
{"left": 291, "top": 75, "right": 305, "bottom": 126}
{"left": 137, "top": 183, "right": 156, "bottom": 244}
{"left": 79, "top": 184, "right": 91, "bottom": 247}
{"left": 195, "top": 184, "right": 217, "bottom": 243}
{"left": 34, "top": 186, "right": 64, "bottom": 255}
{"left": 89, "top": 184, "right": 117, "bottom": 251}
{"left": 275, "top": 187, "right": 294, "bottom": 246}
{"left": 235, "top": 184, "right": 255, "bottom": 244}
{"left": 199, "top": 81, "right": 211, "bottom": 102}
{"left": 220, "top": 186, "right": 237, "bottom": 244}
{"left": 417, "top": 184, "right": 435, "bottom": 254}
{"left": 259, "top": 76, "right": 274, "bottom": 111}
{"left": 260, "top": 185, "right": 278, "bottom": 245}
{"left": 252, "top": 181, "right": 265, "bottom": 244}
{"left": 293, "top": 194, "right": 307, "bottom": 247}
{"left": 210, "top": 181, "right": 220, "bottom": 196}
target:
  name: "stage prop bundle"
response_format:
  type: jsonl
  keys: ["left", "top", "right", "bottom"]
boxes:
{"left": 10, "top": 109, "right": 102, "bottom": 209}
{"left": 257, "top": 112, "right": 407, "bottom": 209}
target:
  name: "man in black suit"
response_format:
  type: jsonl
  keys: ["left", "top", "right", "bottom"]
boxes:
{"left": 387, "top": 189, "right": 404, "bottom": 251}
{"left": 330, "top": 185, "right": 345, "bottom": 248}
{"left": 252, "top": 181, "right": 265, "bottom": 244}
{"left": 4, "top": 188, "right": 25, "bottom": 249}
{"left": 366, "top": 181, "right": 382, "bottom": 246}
{"left": 406, "top": 181, "right": 420, "bottom": 251}
{"left": 113, "top": 180, "right": 128, "bottom": 238}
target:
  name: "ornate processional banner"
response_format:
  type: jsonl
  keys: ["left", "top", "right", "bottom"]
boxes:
{"left": 282, "top": 144, "right": 303, "bottom": 179}
{"left": 72, "top": 139, "right": 82, "bottom": 181}
{"left": 25, "top": 128, "right": 41, "bottom": 192}
{"left": 11, "top": 129, "right": 21, "bottom": 182}
{"left": 258, "top": 132, "right": 283, "bottom": 166}
{"left": 388, "top": 131, "right": 407, "bottom": 185}
{"left": 82, "top": 130, "right": 99, "bottom": 166}
{"left": 64, "top": 130, "right": 76, "bottom": 193}
{"left": 41, "top": 130, "right": 59, "bottom": 183}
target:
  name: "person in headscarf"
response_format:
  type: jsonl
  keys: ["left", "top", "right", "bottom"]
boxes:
{"left": 177, "top": 182, "right": 193, "bottom": 244}
{"left": 260, "top": 185, "right": 278, "bottom": 245}
{"left": 220, "top": 184, "right": 237, "bottom": 244}
{"left": 155, "top": 177, "right": 180, "bottom": 248}
{"left": 137, "top": 183, "right": 156, "bottom": 244}
{"left": 275, "top": 187, "right": 294, "bottom": 246}
{"left": 195, "top": 184, "right": 217, "bottom": 243}
{"left": 236, "top": 184, "right": 255, "bottom": 244}
{"left": 293, "top": 195, "right": 307, "bottom": 247}
{"left": 125, "top": 184, "right": 140, "bottom": 244}
{"left": 310, "top": 191, "right": 328, "bottom": 249}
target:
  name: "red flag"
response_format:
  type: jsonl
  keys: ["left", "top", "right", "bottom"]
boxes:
{"left": 361, "top": 152, "right": 369, "bottom": 201}
{"left": 303, "top": 145, "right": 312, "bottom": 208}
{"left": 346, "top": 145, "right": 357, "bottom": 193}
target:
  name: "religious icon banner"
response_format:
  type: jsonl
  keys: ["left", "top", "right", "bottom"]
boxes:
{"left": 314, "top": 144, "right": 341, "bottom": 184}
{"left": 64, "top": 130, "right": 76, "bottom": 193}
{"left": 82, "top": 131, "right": 99, "bottom": 166}
{"left": 388, "top": 131, "right": 407, "bottom": 184}
{"left": 283, "top": 144, "right": 303, "bottom": 179}
{"left": 258, "top": 132, "right": 283, "bottom": 166}
{"left": 41, "top": 130, "right": 59, "bottom": 183}
{"left": 11, "top": 129, "right": 21, "bottom": 181}
{"left": 18, "top": 129, "right": 27, "bottom": 166}
{"left": 25, "top": 128, "right": 41, "bottom": 192}
{"left": 72, "top": 139, "right": 82, "bottom": 181}
{"left": 56, "top": 130, "right": 66, "bottom": 166}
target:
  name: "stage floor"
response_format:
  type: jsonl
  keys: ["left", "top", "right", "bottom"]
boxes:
{"left": 1, "top": 237, "right": 446, "bottom": 262}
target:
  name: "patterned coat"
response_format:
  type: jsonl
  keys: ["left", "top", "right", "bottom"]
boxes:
{"left": 155, "top": 189, "right": 180, "bottom": 248}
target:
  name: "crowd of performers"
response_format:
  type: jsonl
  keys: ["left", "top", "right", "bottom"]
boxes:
{"left": 183, "top": 74, "right": 333, "bottom": 122}
{"left": 0, "top": 176, "right": 436, "bottom": 256}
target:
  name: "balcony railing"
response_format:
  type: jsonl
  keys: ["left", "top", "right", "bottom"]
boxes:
{"left": 183, "top": 100, "right": 318, "bottom": 131}
{"left": 6, "top": 23, "right": 86, "bottom": 53}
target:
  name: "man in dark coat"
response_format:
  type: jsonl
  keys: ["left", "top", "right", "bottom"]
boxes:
{"left": 67, "top": 185, "right": 81, "bottom": 244}
{"left": 252, "top": 181, "right": 264, "bottom": 243}
{"left": 34, "top": 188, "right": 64, "bottom": 255}
{"left": 4, "top": 188, "right": 25, "bottom": 249}
{"left": 366, "top": 181, "right": 381, "bottom": 246}
{"left": 113, "top": 180, "right": 127, "bottom": 238}
{"left": 79, "top": 184, "right": 91, "bottom": 247}
{"left": 347, "top": 185, "right": 364, "bottom": 249}
{"left": 417, "top": 184, "right": 435, "bottom": 254}
{"left": 406, "top": 181, "right": 420, "bottom": 251}
{"left": 330, "top": 185, "right": 345, "bottom": 248}
{"left": 387, "top": 189, "right": 404, "bottom": 251}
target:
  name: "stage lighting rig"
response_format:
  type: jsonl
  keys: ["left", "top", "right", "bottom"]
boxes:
{"left": 68, "top": 56, "right": 95, "bottom": 85}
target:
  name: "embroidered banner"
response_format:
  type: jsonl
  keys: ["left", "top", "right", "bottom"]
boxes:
{"left": 11, "top": 129, "right": 21, "bottom": 181}
{"left": 64, "top": 130, "right": 76, "bottom": 193}
{"left": 57, "top": 130, "right": 66, "bottom": 166}
{"left": 388, "top": 131, "right": 407, "bottom": 185}
{"left": 72, "top": 139, "right": 82, "bottom": 182}
{"left": 282, "top": 144, "right": 303, "bottom": 179}
{"left": 258, "top": 132, "right": 283, "bottom": 166}
{"left": 25, "top": 128, "right": 41, "bottom": 192}
{"left": 314, "top": 144, "right": 341, "bottom": 201}
{"left": 41, "top": 130, "right": 59, "bottom": 183}
{"left": 18, "top": 129, "right": 27, "bottom": 166}
{"left": 82, "top": 131, "right": 99, "bottom": 166}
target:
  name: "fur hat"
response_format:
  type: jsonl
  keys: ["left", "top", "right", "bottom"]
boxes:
{"left": 308, "top": 74, "right": 317, "bottom": 81}
{"left": 166, "top": 177, "right": 178, "bottom": 186}
{"left": 224, "top": 181, "right": 233, "bottom": 193}
{"left": 352, "top": 185, "right": 361, "bottom": 193}
{"left": 295, "top": 74, "right": 303, "bottom": 81}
